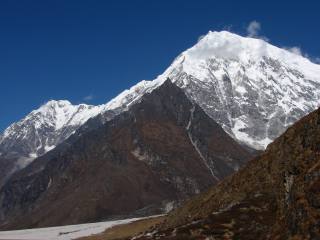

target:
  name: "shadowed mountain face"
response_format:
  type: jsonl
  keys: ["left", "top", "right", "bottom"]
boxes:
{"left": 132, "top": 107, "right": 320, "bottom": 240}
{"left": 0, "top": 80, "right": 252, "bottom": 230}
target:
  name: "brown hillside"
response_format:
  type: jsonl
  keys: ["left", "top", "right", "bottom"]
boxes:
{"left": 131, "top": 107, "right": 320, "bottom": 239}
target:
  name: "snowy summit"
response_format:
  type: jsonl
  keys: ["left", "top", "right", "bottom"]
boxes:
{"left": 156, "top": 31, "right": 320, "bottom": 149}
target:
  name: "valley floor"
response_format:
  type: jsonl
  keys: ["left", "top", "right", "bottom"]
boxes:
{"left": 0, "top": 216, "right": 161, "bottom": 240}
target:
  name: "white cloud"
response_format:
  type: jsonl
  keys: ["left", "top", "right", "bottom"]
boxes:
{"left": 246, "top": 20, "right": 261, "bottom": 37}
{"left": 83, "top": 94, "right": 94, "bottom": 101}
{"left": 246, "top": 20, "right": 269, "bottom": 41}
{"left": 284, "top": 46, "right": 320, "bottom": 64}
{"left": 286, "top": 46, "right": 303, "bottom": 56}
{"left": 285, "top": 46, "right": 314, "bottom": 60}
{"left": 197, "top": 34, "right": 205, "bottom": 42}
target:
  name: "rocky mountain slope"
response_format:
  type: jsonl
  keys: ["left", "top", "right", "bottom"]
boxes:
{"left": 0, "top": 80, "right": 252, "bottom": 230}
{"left": 1, "top": 31, "right": 320, "bottom": 182}
{"left": 131, "top": 106, "right": 320, "bottom": 240}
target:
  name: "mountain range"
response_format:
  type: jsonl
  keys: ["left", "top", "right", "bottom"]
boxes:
{"left": 0, "top": 79, "right": 253, "bottom": 229}
{"left": 0, "top": 30, "right": 320, "bottom": 232}
{"left": 1, "top": 31, "right": 320, "bottom": 183}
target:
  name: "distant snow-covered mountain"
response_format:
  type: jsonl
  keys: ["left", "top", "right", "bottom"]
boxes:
{"left": 0, "top": 81, "right": 165, "bottom": 181}
{"left": 0, "top": 101, "right": 103, "bottom": 171}
{"left": 1, "top": 30, "right": 320, "bottom": 179}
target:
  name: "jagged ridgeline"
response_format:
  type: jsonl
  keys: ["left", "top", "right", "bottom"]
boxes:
{"left": 1, "top": 31, "right": 320, "bottom": 184}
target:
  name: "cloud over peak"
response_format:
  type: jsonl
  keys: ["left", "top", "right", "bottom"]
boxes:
{"left": 83, "top": 94, "right": 94, "bottom": 102}
{"left": 246, "top": 20, "right": 261, "bottom": 37}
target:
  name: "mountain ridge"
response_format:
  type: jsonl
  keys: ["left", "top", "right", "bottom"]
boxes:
{"left": 1, "top": 30, "right": 320, "bottom": 181}
{"left": 0, "top": 79, "right": 252, "bottom": 229}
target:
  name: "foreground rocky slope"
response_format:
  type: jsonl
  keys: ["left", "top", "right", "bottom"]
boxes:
{"left": 131, "top": 106, "right": 320, "bottom": 240}
{"left": 0, "top": 80, "right": 252, "bottom": 230}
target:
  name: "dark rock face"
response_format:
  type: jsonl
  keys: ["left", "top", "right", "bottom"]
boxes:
{"left": 0, "top": 80, "right": 252, "bottom": 230}
{"left": 135, "top": 107, "right": 320, "bottom": 240}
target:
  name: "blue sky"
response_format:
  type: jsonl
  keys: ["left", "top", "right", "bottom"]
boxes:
{"left": 1, "top": 0, "right": 320, "bottom": 131}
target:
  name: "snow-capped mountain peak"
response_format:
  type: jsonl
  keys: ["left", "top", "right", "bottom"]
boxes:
{"left": 28, "top": 100, "right": 104, "bottom": 130}
{"left": 174, "top": 30, "right": 320, "bottom": 81}
{"left": 0, "top": 79, "right": 167, "bottom": 178}
{"left": 0, "top": 100, "right": 103, "bottom": 162}
{"left": 156, "top": 31, "right": 320, "bottom": 149}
